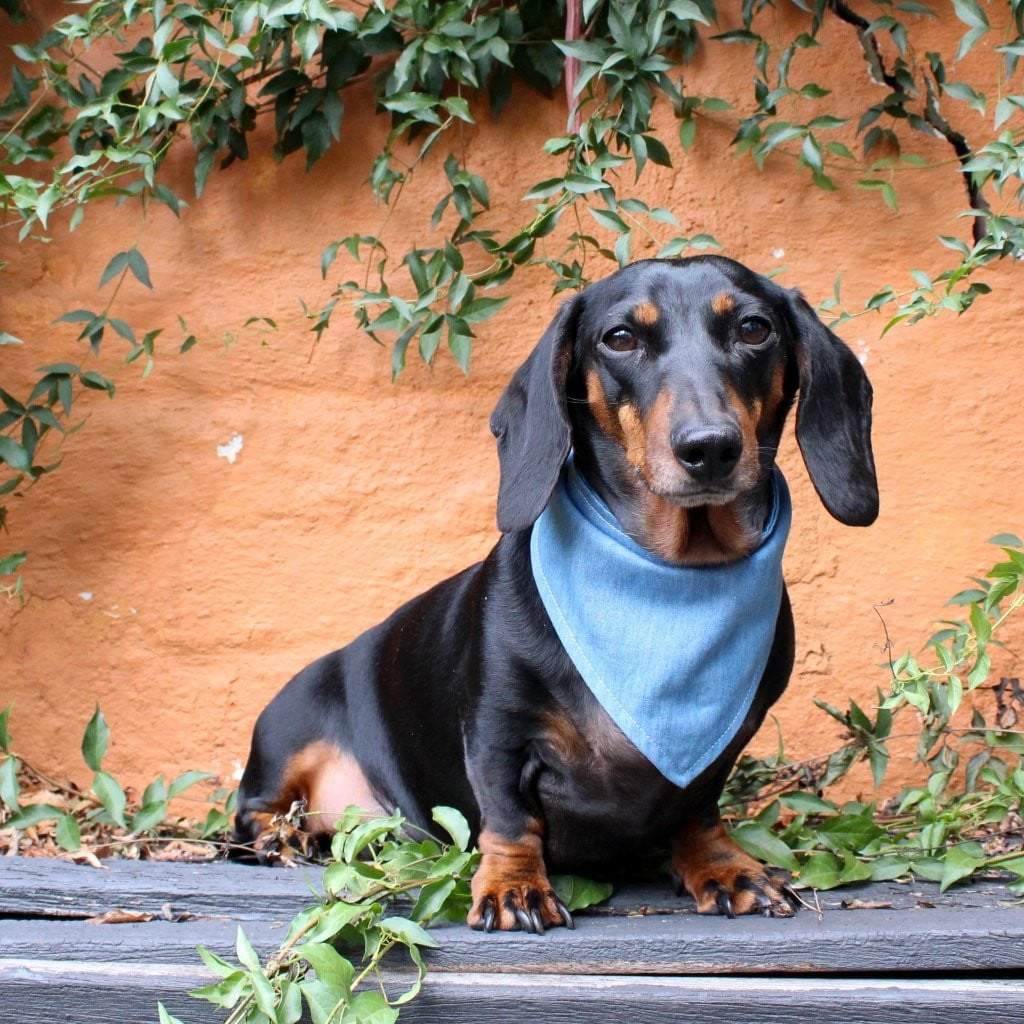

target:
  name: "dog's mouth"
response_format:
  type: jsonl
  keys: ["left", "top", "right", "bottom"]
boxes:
{"left": 653, "top": 485, "right": 740, "bottom": 508}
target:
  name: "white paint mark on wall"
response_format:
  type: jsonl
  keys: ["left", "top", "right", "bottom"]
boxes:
{"left": 856, "top": 338, "right": 870, "bottom": 365}
{"left": 231, "top": 759, "right": 244, "bottom": 781}
{"left": 217, "top": 433, "right": 244, "bottom": 465}
{"left": 772, "top": 247, "right": 785, "bottom": 259}
{"left": 78, "top": 591, "right": 93, "bottom": 602}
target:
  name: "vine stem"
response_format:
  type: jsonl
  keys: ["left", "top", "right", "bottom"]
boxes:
{"left": 221, "top": 868, "right": 463, "bottom": 1024}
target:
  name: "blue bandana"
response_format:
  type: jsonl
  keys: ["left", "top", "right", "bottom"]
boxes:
{"left": 530, "top": 459, "right": 791, "bottom": 790}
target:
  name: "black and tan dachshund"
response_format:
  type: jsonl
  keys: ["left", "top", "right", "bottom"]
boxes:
{"left": 235, "top": 255, "right": 878, "bottom": 931}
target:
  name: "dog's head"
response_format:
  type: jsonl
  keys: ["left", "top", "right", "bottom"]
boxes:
{"left": 490, "top": 257, "right": 878, "bottom": 562}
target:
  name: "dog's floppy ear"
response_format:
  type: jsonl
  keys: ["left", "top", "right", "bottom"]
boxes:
{"left": 490, "top": 296, "right": 580, "bottom": 533}
{"left": 788, "top": 290, "right": 879, "bottom": 526}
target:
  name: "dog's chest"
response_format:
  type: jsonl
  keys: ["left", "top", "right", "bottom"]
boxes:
{"left": 537, "top": 701, "right": 669, "bottom": 802}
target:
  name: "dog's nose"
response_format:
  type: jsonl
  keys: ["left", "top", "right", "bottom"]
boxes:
{"left": 671, "top": 424, "right": 743, "bottom": 483}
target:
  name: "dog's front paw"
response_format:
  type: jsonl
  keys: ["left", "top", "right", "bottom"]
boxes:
{"left": 673, "top": 824, "right": 800, "bottom": 919}
{"left": 467, "top": 832, "right": 573, "bottom": 934}
{"left": 468, "top": 874, "right": 574, "bottom": 934}
{"left": 683, "top": 863, "right": 799, "bottom": 918}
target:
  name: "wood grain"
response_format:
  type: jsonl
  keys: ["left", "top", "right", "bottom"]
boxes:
{"left": 2, "top": 857, "right": 1022, "bottom": 1023}
{"left": 4, "top": 962, "right": 1024, "bottom": 1024}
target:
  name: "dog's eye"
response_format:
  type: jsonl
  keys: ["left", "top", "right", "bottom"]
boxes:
{"left": 739, "top": 316, "right": 772, "bottom": 346}
{"left": 601, "top": 327, "right": 639, "bottom": 353}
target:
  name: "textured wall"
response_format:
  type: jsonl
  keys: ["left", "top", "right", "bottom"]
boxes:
{"left": 2, "top": 6, "right": 1022, "bottom": 810}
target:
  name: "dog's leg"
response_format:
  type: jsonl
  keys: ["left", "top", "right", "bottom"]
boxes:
{"left": 671, "top": 818, "right": 799, "bottom": 918}
{"left": 464, "top": 750, "right": 572, "bottom": 934}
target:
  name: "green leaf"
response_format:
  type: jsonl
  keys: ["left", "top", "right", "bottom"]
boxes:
{"left": 0, "top": 706, "right": 10, "bottom": 753}
{"left": 80, "top": 371, "right": 115, "bottom": 396}
{"left": 235, "top": 925, "right": 261, "bottom": 972}
{"left": 341, "top": 990, "right": 398, "bottom": 1024}
{"left": 640, "top": 135, "right": 672, "bottom": 167}
{"left": 297, "top": 942, "right": 354, "bottom": 990}
{"left": 302, "top": 900, "right": 366, "bottom": 944}
{"left": 92, "top": 770, "right": 127, "bottom": 828}
{"left": 98, "top": 251, "right": 131, "bottom": 289}
{"left": 380, "top": 915, "right": 440, "bottom": 948}
{"left": 157, "top": 1002, "right": 186, "bottom": 1024}
{"left": 0, "top": 754, "right": 20, "bottom": 807}
{"left": 458, "top": 297, "right": 508, "bottom": 324}
{"left": 130, "top": 800, "right": 168, "bottom": 833}
{"left": 81, "top": 705, "right": 109, "bottom": 771}
{"left": 952, "top": 0, "right": 988, "bottom": 30}
{"left": 411, "top": 877, "right": 457, "bottom": 922}
{"left": 814, "top": 812, "right": 883, "bottom": 852}
{"left": 795, "top": 851, "right": 841, "bottom": 889}
{"left": 563, "top": 174, "right": 608, "bottom": 194}
{"left": 188, "top": 971, "right": 250, "bottom": 1009}
{"left": 988, "top": 533, "right": 1023, "bottom": 548}
{"left": 431, "top": 805, "right": 470, "bottom": 851}
{"left": 56, "top": 812, "right": 81, "bottom": 851}
{"left": 168, "top": 770, "right": 214, "bottom": 799}
{"left": 447, "top": 323, "right": 472, "bottom": 374}
{"left": 778, "top": 791, "right": 837, "bottom": 814}
{"left": 321, "top": 241, "right": 341, "bottom": 279}
{"left": 939, "top": 846, "right": 985, "bottom": 892}
{"left": 679, "top": 117, "right": 697, "bottom": 151}
{"left": 300, "top": 979, "right": 344, "bottom": 1024}
{"left": 838, "top": 850, "right": 873, "bottom": 884}
{"left": 869, "top": 855, "right": 911, "bottom": 881}
{"left": 943, "top": 81, "right": 986, "bottom": 114}
{"left": 126, "top": 248, "right": 153, "bottom": 289}
{"left": 0, "top": 437, "right": 31, "bottom": 473}
{"left": 0, "top": 553, "right": 25, "bottom": 577}
{"left": 730, "top": 823, "right": 799, "bottom": 871}
{"left": 588, "top": 207, "right": 629, "bottom": 234}
{"left": 197, "top": 944, "right": 237, "bottom": 979}
{"left": 279, "top": 979, "right": 304, "bottom": 1024}
{"left": 551, "top": 874, "right": 614, "bottom": 911}
{"left": 6, "top": 802, "right": 62, "bottom": 830}
{"left": 969, "top": 603, "right": 992, "bottom": 646}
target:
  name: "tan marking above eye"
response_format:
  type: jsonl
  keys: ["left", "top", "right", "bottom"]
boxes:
{"left": 632, "top": 301, "right": 659, "bottom": 326}
{"left": 711, "top": 292, "right": 736, "bottom": 316}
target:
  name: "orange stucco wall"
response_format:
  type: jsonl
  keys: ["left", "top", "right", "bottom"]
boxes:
{"left": 2, "top": 6, "right": 1022, "bottom": 810}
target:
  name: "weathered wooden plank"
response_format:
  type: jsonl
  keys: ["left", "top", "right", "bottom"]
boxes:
{"left": 4, "top": 898, "right": 1024, "bottom": 975}
{"left": 0, "top": 855, "right": 1015, "bottom": 920}
{"left": 0, "top": 857, "right": 322, "bottom": 920}
{"left": 4, "top": 960, "right": 1024, "bottom": 1024}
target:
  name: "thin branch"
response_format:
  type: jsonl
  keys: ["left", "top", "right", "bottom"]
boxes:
{"left": 829, "top": 0, "right": 989, "bottom": 243}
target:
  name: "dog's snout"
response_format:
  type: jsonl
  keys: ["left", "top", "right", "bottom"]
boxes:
{"left": 671, "top": 424, "right": 742, "bottom": 484}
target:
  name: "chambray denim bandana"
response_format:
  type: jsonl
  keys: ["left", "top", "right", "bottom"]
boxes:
{"left": 530, "top": 457, "right": 792, "bottom": 789}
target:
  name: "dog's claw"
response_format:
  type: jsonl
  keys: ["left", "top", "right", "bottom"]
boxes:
{"left": 529, "top": 908, "right": 545, "bottom": 934}
{"left": 513, "top": 905, "right": 534, "bottom": 933}
{"left": 557, "top": 900, "right": 575, "bottom": 930}
{"left": 713, "top": 884, "right": 735, "bottom": 919}
{"left": 482, "top": 899, "right": 496, "bottom": 933}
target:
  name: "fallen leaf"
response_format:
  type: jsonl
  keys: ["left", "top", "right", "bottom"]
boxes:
{"left": 87, "top": 909, "right": 154, "bottom": 925}
{"left": 841, "top": 899, "right": 894, "bottom": 910}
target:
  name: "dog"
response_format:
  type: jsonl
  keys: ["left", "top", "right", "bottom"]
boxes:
{"left": 235, "top": 255, "right": 878, "bottom": 932}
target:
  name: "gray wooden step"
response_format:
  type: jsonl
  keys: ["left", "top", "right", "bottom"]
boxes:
{"left": 4, "top": 962, "right": 1024, "bottom": 1024}
{"left": 2, "top": 857, "right": 1022, "bottom": 1022}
